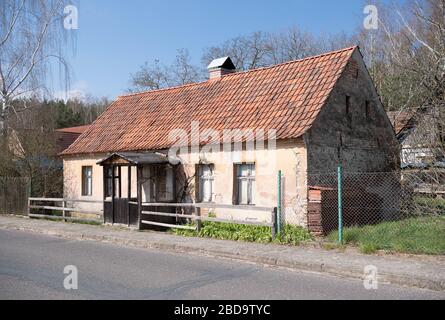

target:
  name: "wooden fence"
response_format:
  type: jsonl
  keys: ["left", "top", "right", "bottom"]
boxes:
{"left": 141, "top": 203, "right": 278, "bottom": 238}
{"left": 26, "top": 197, "right": 278, "bottom": 238}
{"left": 0, "top": 177, "right": 30, "bottom": 215}
{"left": 28, "top": 198, "right": 103, "bottom": 223}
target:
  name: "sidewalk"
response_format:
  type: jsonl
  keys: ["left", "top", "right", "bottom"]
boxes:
{"left": 1, "top": 214, "right": 444, "bottom": 292}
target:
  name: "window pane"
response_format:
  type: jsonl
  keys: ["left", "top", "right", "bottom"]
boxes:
{"left": 235, "top": 164, "right": 255, "bottom": 205}
{"left": 202, "top": 179, "right": 211, "bottom": 202}
{"left": 87, "top": 175, "right": 92, "bottom": 196}
{"left": 199, "top": 164, "right": 214, "bottom": 202}
{"left": 82, "top": 166, "right": 93, "bottom": 196}
{"left": 156, "top": 166, "right": 174, "bottom": 201}
{"left": 250, "top": 179, "right": 255, "bottom": 204}
{"left": 238, "top": 179, "right": 248, "bottom": 204}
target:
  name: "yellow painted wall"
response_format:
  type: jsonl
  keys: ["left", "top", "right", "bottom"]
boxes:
{"left": 62, "top": 138, "right": 308, "bottom": 226}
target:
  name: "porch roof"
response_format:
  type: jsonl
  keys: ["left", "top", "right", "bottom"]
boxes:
{"left": 97, "top": 152, "right": 172, "bottom": 166}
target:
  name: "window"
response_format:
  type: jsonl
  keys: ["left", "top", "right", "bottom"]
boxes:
{"left": 346, "top": 95, "right": 351, "bottom": 115}
{"left": 198, "top": 164, "right": 214, "bottom": 202}
{"left": 113, "top": 166, "right": 121, "bottom": 198}
{"left": 155, "top": 165, "right": 174, "bottom": 202}
{"left": 81, "top": 166, "right": 92, "bottom": 196}
{"left": 365, "top": 100, "right": 371, "bottom": 119}
{"left": 235, "top": 164, "right": 255, "bottom": 205}
{"left": 105, "top": 166, "right": 113, "bottom": 198}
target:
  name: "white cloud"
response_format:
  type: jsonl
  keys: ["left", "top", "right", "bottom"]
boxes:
{"left": 53, "top": 80, "right": 89, "bottom": 101}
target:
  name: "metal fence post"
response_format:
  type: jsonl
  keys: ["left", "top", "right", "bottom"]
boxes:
{"left": 277, "top": 170, "right": 282, "bottom": 235}
{"left": 271, "top": 208, "right": 277, "bottom": 240}
{"left": 338, "top": 165, "right": 343, "bottom": 244}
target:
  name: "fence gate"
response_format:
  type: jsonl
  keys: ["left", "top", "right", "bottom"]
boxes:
{"left": 0, "top": 177, "right": 30, "bottom": 215}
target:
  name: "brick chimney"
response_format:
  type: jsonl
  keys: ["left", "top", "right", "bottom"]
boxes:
{"left": 207, "top": 57, "right": 236, "bottom": 80}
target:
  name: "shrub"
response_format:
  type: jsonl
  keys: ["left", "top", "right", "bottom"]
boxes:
{"left": 173, "top": 222, "right": 313, "bottom": 245}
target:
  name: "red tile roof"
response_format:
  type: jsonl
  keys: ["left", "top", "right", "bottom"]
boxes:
{"left": 55, "top": 125, "right": 90, "bottom": 153}
{"left": 55, "top": 125, "right": 91, "bottom": 134}
{"left": 386, "top": 111, "right": 416, "bottom": 135}
{"left": 62, "top": 47, "right": 357, "bottom": 155}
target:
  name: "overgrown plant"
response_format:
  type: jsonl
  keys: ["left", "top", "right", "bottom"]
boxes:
{"left": 173, "top": 222, "right": 313, "bottom": 245}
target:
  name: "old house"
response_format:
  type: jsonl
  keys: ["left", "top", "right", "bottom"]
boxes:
{"left": 388, "top": 108, "right": 445, "bottom": 169}
{"left": 55, "top": 125, "right": 91, "bottom": 154}
{"left": 60, "top": 47, "right": 398, "bottom": 231}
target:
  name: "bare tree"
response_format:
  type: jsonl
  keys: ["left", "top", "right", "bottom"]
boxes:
{"left": 129, "top": 59, "right": 171, "bottom": 92}
{"left": 171, "top": 48, "right": 202, "bottom": 85}
{"left": 129, "top": 49, "right": 202, "bottom": 92}
{"left": 202, "top": 28, "right": 355, "bottom": 71}
{"left": 202, "top": 32, "right": 270, "bottom": 70}
{"left": 358, "top": 0, "right": 444, "bottom": 111}
{"left": 0, "top": 0, "right": 75, "bottom": 132}
{"left": 358, "top": 0, "right": 445, "bottom": 165}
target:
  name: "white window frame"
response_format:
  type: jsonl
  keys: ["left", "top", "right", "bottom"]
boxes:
{"left": 236, "top": 163, "right": 255, "bottom": 205}
{"left": 198, "top": 164, "right": 214, "bottom": 203}
{"left": 81, "top": 166, "right": 93, "bottom": 196}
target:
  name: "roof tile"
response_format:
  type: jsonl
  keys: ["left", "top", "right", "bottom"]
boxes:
{"left": 62, "top": 47, "right": 356, "bottom": 155}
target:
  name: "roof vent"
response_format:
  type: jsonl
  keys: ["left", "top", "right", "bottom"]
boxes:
{"left": 207, "top": 57, "right": 236, "bottom": 80}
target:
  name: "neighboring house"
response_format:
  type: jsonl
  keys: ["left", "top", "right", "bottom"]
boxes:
{"left": 60, "top": 47, "right": 398, "bottom": 231}
{"left": 388, "top": 108, "right": 445, "bottom": 169}
{"left": 55, "top": 125, "right": 90, "bottom": 154}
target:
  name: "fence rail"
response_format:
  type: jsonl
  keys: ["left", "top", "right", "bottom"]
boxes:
{"left": 141, "top": 202, "right": 277, "bottom": 237}
{"left": 28, "top": 198, "right": 103, "bottom": 223}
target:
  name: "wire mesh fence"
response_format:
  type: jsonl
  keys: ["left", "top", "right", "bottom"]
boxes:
{"left": 307, "top": 169, "right": 445, "bottom": 254}
{"left": 0, "top": 177, "right": 30, "bottom": 216}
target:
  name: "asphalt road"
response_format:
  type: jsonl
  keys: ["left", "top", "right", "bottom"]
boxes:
{"left": 0, "top": 229, "right": 443, "bottom": 300}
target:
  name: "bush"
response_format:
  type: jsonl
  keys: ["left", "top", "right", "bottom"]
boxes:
{"left": 173, "top": 222, "right": 313, "bottom": 245}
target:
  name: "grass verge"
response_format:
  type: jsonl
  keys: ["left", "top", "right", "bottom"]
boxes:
{"left": 173, "top": 222, "right": 313, "bottom": 245}
{"left": 328, "top": 216, "right": 445, "bottom": 255}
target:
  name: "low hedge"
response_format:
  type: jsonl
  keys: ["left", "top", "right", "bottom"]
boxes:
{"left": 173, "top": 221, "right": 313, "bottom": 245}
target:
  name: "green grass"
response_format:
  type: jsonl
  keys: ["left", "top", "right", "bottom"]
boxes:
{"left": 413, "top": 196, "right": 445, "bottom": 214}
{"left": 173, "top": 222, "right": 313, "bottom": 245}
{"left": 328, "top": 216, "right": 445, "bottom": 255}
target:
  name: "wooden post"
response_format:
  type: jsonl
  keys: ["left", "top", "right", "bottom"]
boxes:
{"left": 27, "top": 198, "right": 31, "bottom": 217}
{"left": 111, "top": 165, "right": 115, "bottom": 224}
{"left": 102, "top": 166, "right": 107, "bottom": 224}
{"left": 137, "top": 165, "right": 142, "bottom": 230}
{"left": 62, "top": 200, "right": 66, "bottom": 222}
{"left": 128, "top": 165, "right": 131, "bottom": 226}
{"left": 118, "top": 166, "right": 122, "bottom": 198}
{"left": 27, "top": 179, "right": 31, "bottom": 217}
{"left": 195, "top": 206, "right": 201, "bottom": 232}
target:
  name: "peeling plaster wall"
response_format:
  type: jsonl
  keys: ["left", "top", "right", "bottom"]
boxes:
{"left": 305, "top": 50, "right": 398, "bottom": 173}
{"left": 62, "top": 140, "right": 308, "bottom": 226}
{"left": 175, "top": 139, "right": 308, "bottom": 226}
{"left": 305, "top": 50, "right": 400, "bottom": 221}
{"left": 63, "top": 154, "right": 106, "bottom": 215}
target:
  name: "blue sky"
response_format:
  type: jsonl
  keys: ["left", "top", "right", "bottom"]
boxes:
{"left": 58, "top": 0, "right": 385, "bottom": 100}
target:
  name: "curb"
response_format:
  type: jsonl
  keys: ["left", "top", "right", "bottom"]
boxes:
{"left": 1, "top": 223, "right": 444, "bottom": 292}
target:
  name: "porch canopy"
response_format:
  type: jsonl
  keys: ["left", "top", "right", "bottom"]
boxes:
{"left": 97, "top": 151, "right": 180, "bottom": 227}
{"left": 97, "top": 151, "right": 172, "bottom": 166}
